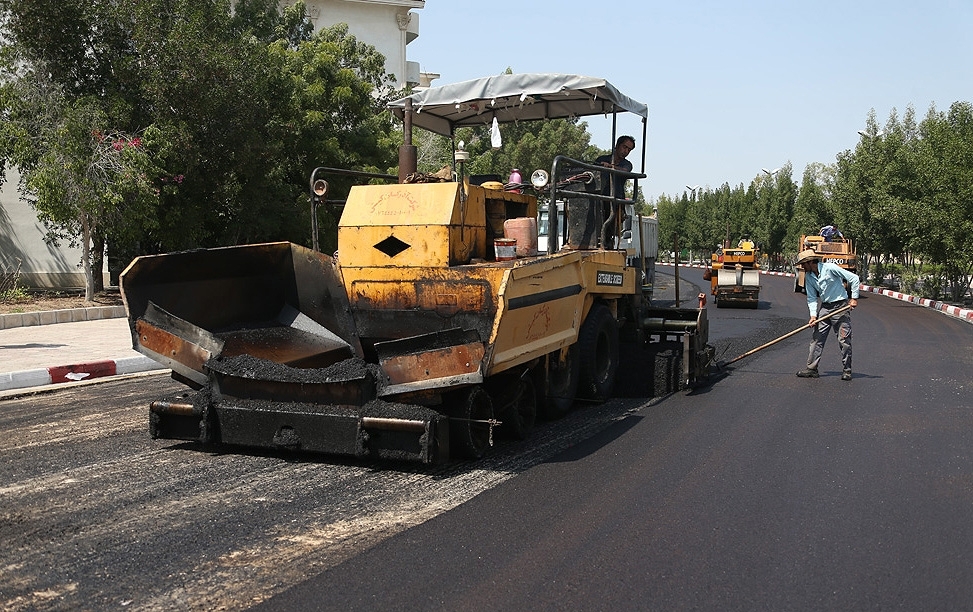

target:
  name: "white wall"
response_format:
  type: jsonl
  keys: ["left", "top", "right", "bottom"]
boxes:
{"left": 0, "top": 167, "right": 103, "bottom": 290}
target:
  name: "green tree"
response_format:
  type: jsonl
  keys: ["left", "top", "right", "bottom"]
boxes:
{"left": 0, "top": 0, "right": 134, "bottom": 99}
{"left": 283, "top": 23, "right": 399, "bottom": 252}
{"left": 790, "top": 163, "right": 833, "bottom": 263}
{"left": 0, "top": 72, "right": 158, "bottom": 299}
{"left": 126, "top": 0, "right": 305, "bottom": 249}
{"left": 452, "top": 117, "right": 602, "bottom": 188}
{"left": 766, "top": 163, "right": 796, "bottom": 261}
{"left": 0, "top": 0, "right": 150, "bottom": 291}
{"left": 656, "top": 192, "right": 691, "bottom": 260}
{"left": 913, "top": 102, "right": 973, "bottom": 300}
{"left": 708, "top": 183, "right": 737, "bottom": 250}
{"left": 0, "top": 0, "right": 398, "bottom": 271}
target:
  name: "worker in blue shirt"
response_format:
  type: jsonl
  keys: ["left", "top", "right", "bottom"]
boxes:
{"left": 795, "top": 249, "right": 861, "bottom": 381}
{"left": 819, "top": 224, "right": 843, "bottom": 241}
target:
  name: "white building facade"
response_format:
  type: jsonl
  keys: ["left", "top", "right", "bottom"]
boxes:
{"left": 0, "top": 166, "right": 98, "bottom": 290}
{"left": 297, "top": 0, "right": 424, "bottom": 88}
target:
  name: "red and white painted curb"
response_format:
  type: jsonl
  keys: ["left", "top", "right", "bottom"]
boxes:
{"left": 860, "top": 285, "right": 973, "bottom": 323}
{"left": 659, "top": 263, "right": 973, "bottom": 324}
{"left": 0, "top": 355, "right": 164, "bottom": 393}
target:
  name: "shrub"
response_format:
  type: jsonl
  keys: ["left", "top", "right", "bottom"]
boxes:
{"left": 0, "top": 259, "right": 27, "bottom": 302}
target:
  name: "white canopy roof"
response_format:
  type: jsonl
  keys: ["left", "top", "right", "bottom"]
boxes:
{"left": 388, "top": 73, "right": 648, "bottom": 136}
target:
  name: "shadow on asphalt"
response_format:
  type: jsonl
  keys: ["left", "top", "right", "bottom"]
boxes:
{"left": 543, "top": 413, "right": 644, "bottom": 464}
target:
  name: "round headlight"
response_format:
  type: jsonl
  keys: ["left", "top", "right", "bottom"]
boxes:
{"left": 312, "top": 179, "right": 328, "bottom": 197}
{"left": 530, "top": 169, "right": 549, "bottom": 188}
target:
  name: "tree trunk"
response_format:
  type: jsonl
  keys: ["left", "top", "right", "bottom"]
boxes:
{"left": 81, "top": 213, "right": 95, "bottom": 302}
{"left": 91, "top": 230, "right": 105, "bottom": 293}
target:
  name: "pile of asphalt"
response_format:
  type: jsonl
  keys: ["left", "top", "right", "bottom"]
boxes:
{"left": 208, "top": 354, "right": 385, "bottom": 386}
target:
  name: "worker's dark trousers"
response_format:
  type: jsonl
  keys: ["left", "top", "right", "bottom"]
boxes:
{"left": 807, "top": 300, "right": 852, "bottom": 372}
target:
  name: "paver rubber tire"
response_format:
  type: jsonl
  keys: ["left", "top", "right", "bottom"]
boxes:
{"left": 577, "top": 304, "right": 619, "bottom": 402}
{"left": 499, "top": 376, "right": 537, "bottom": 440}
{"left": 449, "top": 386, "right": 494, "bottom": 459}
{"left": 543, "top": 344, "right": 580, "bottom": 419}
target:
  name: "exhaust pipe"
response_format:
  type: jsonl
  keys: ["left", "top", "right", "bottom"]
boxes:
{"left": 398, "top": 97, "right": 417, "bottom": 182}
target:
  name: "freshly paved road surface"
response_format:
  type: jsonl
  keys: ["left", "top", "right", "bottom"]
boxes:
{"left": 253, "top": 270, "right": 973, "bottom": 612}
{"left": 2, "top": 270, "right": 971, "bottom": 611}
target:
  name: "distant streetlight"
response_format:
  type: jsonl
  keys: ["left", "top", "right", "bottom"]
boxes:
{"left": 686, "top": 184, "right": 700, "bottom": 198}
{"left": 761, "top": 167, "right": 780, "bottom": 176}
{"left": 858, "top": 129, "right": 885, "bottom": 138}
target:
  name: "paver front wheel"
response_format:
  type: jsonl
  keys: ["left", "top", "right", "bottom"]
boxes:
{"left": 499, "top": 375, "right": 537, "bottom": 440}
{"left": 578, "top": 304, "right": 619, "bottom": 402}
{"left": 543, "top": 344, "right": 580, "bottom": 419}
{"left": 449, "top": 386, "right": 494, "bottom": 459}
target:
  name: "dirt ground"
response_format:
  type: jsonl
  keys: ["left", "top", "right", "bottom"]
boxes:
{"left": 0, "top": 289, "right": 124, "bottom": 315}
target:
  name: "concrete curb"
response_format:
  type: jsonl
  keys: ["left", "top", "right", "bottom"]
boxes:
{"left": 0, "top": 305, "right": 127, "bottom": 330}
{"left": 0, "top": 355, "right": 165, "bottom": 393}
{"left": 660, "top": 263, "right": 973, "bottom": 325}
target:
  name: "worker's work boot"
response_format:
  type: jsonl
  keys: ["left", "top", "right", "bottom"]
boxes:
{"left": 796, "top": 367, "right": 819, "bottom": 378}
{"left": 841, "top": 370, "right": 852, "bottom": 381}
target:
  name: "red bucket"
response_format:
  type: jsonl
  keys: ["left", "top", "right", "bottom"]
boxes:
{"left": 494, "top": 238, "right": 517, "bottom": 261}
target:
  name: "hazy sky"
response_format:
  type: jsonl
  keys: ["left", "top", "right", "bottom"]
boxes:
{"left": 407, "top": 0, "right": 972, "bottom": 199}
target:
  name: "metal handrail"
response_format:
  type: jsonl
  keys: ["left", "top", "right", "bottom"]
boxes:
{"left": 546, "top": 155, "right": 647, "bottom": 253}
{"left": 308, "top": 166, "right": 398, "bottom": 252}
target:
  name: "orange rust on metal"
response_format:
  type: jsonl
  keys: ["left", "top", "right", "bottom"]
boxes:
{"left": 416, "top": 280, "right": 489, "bottom": 314}
{"left": 217, "top": 327, "right": 351, "bottom": 368}
{"left": 136, "top": 319, "right": 213, "bottom": 372}
{"left": 350, "top": 278, "right": 491, "bottom": 314}
{"left": 149, "top": 401, "right": 196, "bottom": 416}
{"left": 380, "top": 341, "right": 485, "bottom": 385}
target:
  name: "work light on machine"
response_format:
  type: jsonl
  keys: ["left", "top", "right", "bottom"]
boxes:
{"left": 530, "top": 169, "right": 549, "bottom": 188}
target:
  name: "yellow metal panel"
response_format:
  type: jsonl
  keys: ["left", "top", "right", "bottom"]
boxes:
{"left": 340, "top": 183, "right": 486, "bottom": 228}
{"left": 348, "top": 278, "right": 491, "bottom": 313}
{"left": 455, "top": 187, "right": 487, "bottom": 227}
{"left": 486, "top": 253, "right": 587, "bottom": 373}
{"left": 341, "top": 264, "right": 507, "bottom": 287}
{"left": 347, "top": 278, "right": 416, "bottom": 309}
{"left": 415, "top": 280, "right": 488, "bottom": 313}
{"left": 484, "top": 250, "right": 634, "bottom": 373}
{"left": 579, "top": 252, "right": 635, "bottom": 296}
{"left": 449, "top": 224, "right": 486, "bottom": 264}
{"left": 721, "top": 248, "right": 757, "bottom": 265}
{"left": 339, "top": 225, "right": 451, "bottom": 268}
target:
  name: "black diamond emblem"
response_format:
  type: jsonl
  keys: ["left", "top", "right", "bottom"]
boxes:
{"left": 375, "top": 235, "right": 410, "bottom": 258}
